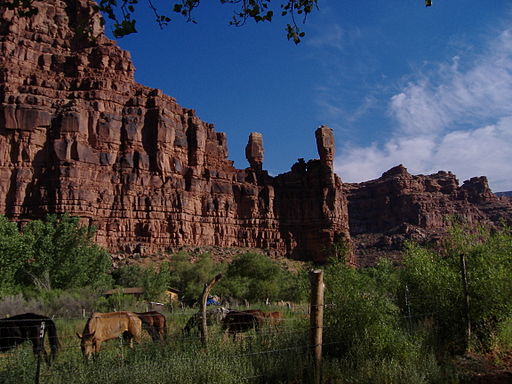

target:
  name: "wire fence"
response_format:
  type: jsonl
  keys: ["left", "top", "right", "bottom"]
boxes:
{"left": 0, "top": 284, "right": 474, "bottom": 384}
{"left": 0, "top": 306, "right": 321, "bottom": 384}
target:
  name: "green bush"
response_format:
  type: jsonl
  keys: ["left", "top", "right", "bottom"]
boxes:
{"left": 323, "top": 259, "right": 451, "bottom": 383}
{"left": 0, "top": 216, "right": 30, "bottom": 295}
{"left": 112, "top": 264, "right": 145, "bottom": 287}
{"left": 217, "top": 252, "right": 307, "bottom": 302}
{"left": 401, "top": 224, "right": 512, "bottom": 352}
{"left": 324, "top": 260, "right": 418, "bottom": 362}
{"left": 18, "top": 214, "right": 112, "bottom": 290}
{"left": 167, "top": 252, "right": 224, "bottom": 304}
{"left": 0, "top": 214, "right": 112, "bottom": 295}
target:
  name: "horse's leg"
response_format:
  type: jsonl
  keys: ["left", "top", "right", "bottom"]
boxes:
{"left": 149, "top": 326, "right": 159, "bottom": 342}
{"left": 95, "top": 341, "right": 101, "bottom": 354}
{"left": 122, "top": 331, "right": 131, "bottom": 346}
{"left": 159, "top": 324, "right": 166, "bottom": 341}
{"left": 31, "top": 338, "right": 49, "bottom": 364}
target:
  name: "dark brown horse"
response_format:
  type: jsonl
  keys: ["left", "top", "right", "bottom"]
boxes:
{"left": 221, "top": 310, "right": 264, "bottom": 339}
{"left": 182, "top": 307, "right": 229, "bottom": 336}
{"left": 135, "top": 311, "right": 167, "bottom": 342}
{"left": 0, "top": 313, "right": 59, "bottom": 365}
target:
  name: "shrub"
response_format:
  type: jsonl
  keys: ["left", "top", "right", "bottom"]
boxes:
{"left": 167, "top": 252, "right": 224, "bottom": 304}
{"left": 111, "top": 264, "right": 145, "bottom": 287}
{"left": 217, "top": 252, "right": 307, "bottom": 302}
{"left": 14, "top": 214, "right": 112, "bottom": 291}
{"left": 324, "top": 261, "right": 417, "bottom": 362}
{"left": 0, "top": 216, "right": 31, "bottom": 294}
{"left": 401, "top": 224, "right": 512, "bottom": 352}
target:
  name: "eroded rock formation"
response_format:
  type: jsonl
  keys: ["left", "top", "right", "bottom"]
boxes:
{"left": 0, "top": 0, "right": 350, "bottom": 263}
{"left": 1, "top": 0, "right": 511, "bottom": 266}
{"left": 345, "top": 165, "right": 512, "bottom": 266}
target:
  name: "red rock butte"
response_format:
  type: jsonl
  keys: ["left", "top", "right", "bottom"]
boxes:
{"left": 0, "top": 0, "right": 510, "bottom": 265}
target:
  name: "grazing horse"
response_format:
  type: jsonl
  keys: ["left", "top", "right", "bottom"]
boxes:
{"left": 76, "top": 311, "right": 142, "bottom": 359}
{"left": 183, "top": 307, "right": 229, "bottom": 336}
{"left": 221, "top": 310, "right": 264, "bottom": 339}
{"left": 135, "top": 311, "right": 167, "bottom": 342}
{"left": 262, "top": 311, "right": 284, "bottom": 328}
{"left": 0, "top": 313, "right": 59, "bottom": 365}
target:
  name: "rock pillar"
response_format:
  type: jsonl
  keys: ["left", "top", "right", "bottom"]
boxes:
{"left": 245, "top": 132, "right": 264, "bottom": 171}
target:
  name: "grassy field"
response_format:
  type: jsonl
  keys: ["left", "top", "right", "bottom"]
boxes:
{"left": 0, "top": 308, "right": 315, "bottom": 384}
{"left": 2, "top": 306, "right": 511, "bottom": 383}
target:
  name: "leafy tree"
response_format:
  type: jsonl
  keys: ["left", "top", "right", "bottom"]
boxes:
{"left": 1, "top": 1, "right": 432, "bottom": 42}
{"left": 218, "top": 252, "right": 306, "bottom": 302}
{"left": 0, "top": 216, "right": 30, "bottom": 294}
{"left": 323, "top": 259, "right": 417, "bottom": 361}
{"left": 141, "top": 262, "right": 171, "bottom": 301}
{"left": 18, "top": 214, "right": 112, "bottom": 290}
{"left": 167, "top": 252, "right": 224, "bottom": 303}
{"left": 111, "top": 264, "right": 145, "bottom": 288}
{"left": 400, "top": 223, "right": 512, "bottom": 352}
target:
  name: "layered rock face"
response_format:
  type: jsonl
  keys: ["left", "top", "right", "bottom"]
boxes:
{"left": 0, "top": 0, "right": 350, "bottom": 262}
{"left": 1, "top": 0, "right": 510, "bottom": 267}
{"left": 345, "top": 165, "right": 512, "bottom": 266}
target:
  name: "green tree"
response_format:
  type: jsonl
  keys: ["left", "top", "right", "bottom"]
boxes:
{"left": 1, "top": 1, "right": 432, "bottom": 42}
{"left": 324, "top": 259, "right": 415, "bottom": 361}
{"left": 168, "top": 252, "right": 224, "bottom": 303}
{"left": 141, "top": 262, "right": 171, "bottom": 301}
{"left": 0, "top": 216, "right": 30, "bottom": 294}
{"left": 111, "top": 264, "right": 145, "bottom": 288}
{"left": 401, "top": 223, "right": 512, "bottom": 352}
{"left": 18, "top": 214, "right": 112, "bottom": 290}
{"left": 218, "top": 252, "right": 305, "bottom": 302}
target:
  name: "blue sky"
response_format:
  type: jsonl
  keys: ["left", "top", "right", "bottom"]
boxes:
{"left": 107, "top": 0, "right": 512, "bottom": 192}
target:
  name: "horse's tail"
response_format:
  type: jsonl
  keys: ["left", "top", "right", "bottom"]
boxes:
{"left": 45, "top": 319, "right": 59, "bottom": 362}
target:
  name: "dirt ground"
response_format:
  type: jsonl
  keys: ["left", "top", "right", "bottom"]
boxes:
{"left": 456, "top": 351, "right": 512, "bottom": 383}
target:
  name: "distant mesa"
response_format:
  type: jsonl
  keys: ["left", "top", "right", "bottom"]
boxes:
{"left": 0, "top": 0, "right": 511, "bottom": 266}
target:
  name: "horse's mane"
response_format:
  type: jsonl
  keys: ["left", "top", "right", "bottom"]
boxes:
{"left": 83, "top": 313, "right": 99, "bottom": 336}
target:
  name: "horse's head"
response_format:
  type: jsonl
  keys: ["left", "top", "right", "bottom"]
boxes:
{"left": 219, "top": 307, "right": 230, "bottom": 318}
{"left": 76, "top": 332, "right": 95, "bottom": 359}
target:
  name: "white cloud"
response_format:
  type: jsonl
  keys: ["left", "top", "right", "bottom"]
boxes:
{"left": 335, "top": 28, "right": 512, "bottom": 192}
{"left": 306, "top": 23, "right": 345, "bottom": 51}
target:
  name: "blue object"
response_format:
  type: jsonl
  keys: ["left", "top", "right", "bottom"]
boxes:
{"left": 207, "top": 297, "right": 220, "bottom": 305}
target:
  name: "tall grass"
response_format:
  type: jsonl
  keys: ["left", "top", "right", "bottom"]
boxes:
{"left": 0, "top": 309, "right": 462, "bottom": 384}
{"left": 0, "top": 312, "right": 312, "bottom": 384}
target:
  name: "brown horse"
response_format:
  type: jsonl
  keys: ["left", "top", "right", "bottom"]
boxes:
{"left": 262, "top": 311, "right": 284, "bottom": 328}
{"left": 221, "top": 310, "right": 265, "bottom": 340}
{"left": 182, "top": 307, "right": 229, "bottom": 336}
{"left": 135, "top": 311, "right": 167, "bottom": 342}
{"left": 0, "top": 313, "right": 59, "bottom": 365}
{"left": 76, "top": 311, "right": 142, "bottom": 359}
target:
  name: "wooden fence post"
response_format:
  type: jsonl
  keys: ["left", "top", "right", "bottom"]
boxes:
{"left": 199, "top": 273, "right": 223, "bottom": 347}
{"left": 35, "top": 321, "right": 45, "bottom": 384}
{"left": 460, "top": 253, "right": 471, "bottom": 348}
{"left": 309, "top": 269, "right": 324, "bottom": 384}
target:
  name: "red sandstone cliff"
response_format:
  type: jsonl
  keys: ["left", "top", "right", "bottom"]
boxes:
{"left": 0, "top": 0, "right": 350, "bottom": 263}
{"left": 345, "top": 165, "right": 512, "bottom": 266}
{"left": 1, "top": 0, "right": 511, "bottom": 266}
